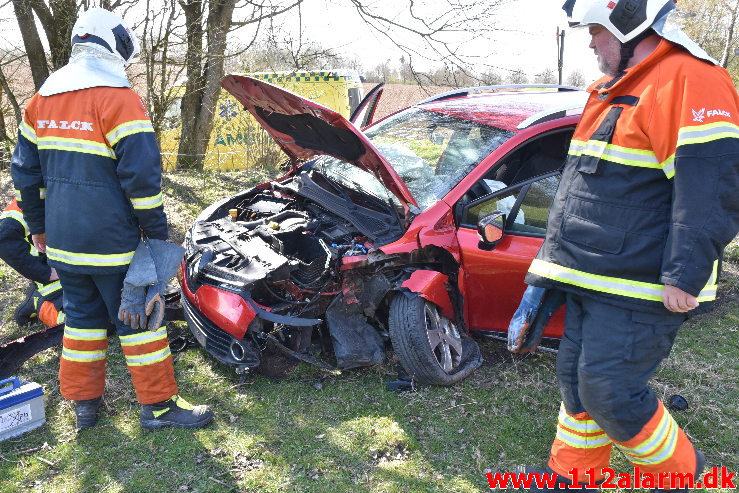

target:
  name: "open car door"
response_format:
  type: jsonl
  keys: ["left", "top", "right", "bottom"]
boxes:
{"left": 350, "top": 83, "right": 384, "bottom": 129}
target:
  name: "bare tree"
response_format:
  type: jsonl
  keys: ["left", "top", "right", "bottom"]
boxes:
{"left": 137, "top": 0, "right": 187, "bottom": 139}
{"left": 534, "top": 68, "right": 557, "bottom": 84}
{"left": 347, "top": 0, "right": 508, "bottom": 83}
{"left": 10, "top": 0, "right": 51, "bottom": 89}
{"left": 566, "top": 69, "right": 586, "bottom": 88}
{"left": 480, "top": 70, "right": 503, "bottom": 85}
{"left": 7, "top": 1, "right": 139, "bottom": 91}
{"left": 506, "top": 68, "right": 529, "bottom": 85}
{"left": 261, "top": 6, "right": 344, "bottom": 71}
{"left": 0, "top": 52, "right": 25, "bottom": 167}
{"left": 0, "top": 57, "right": 22, "bottom": 127}
{"left": 176, "top": 0, "right": 302, "bottom": 169}
{"left": 679, "top": 0, "right": 739, "bottom": 83}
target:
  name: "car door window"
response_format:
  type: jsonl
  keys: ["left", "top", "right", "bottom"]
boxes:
{"left": 457, "top": 129, "right": 572, "bottom": 232}
{"left": 509, "top": 174, "right": 560, "bottom": 233}
{"left": 463, "top": 173, "right": 560, "bottom": 235}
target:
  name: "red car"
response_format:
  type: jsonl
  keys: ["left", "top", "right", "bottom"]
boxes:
{"left": 178, "top": 76, "right": 588, "bottom": 385}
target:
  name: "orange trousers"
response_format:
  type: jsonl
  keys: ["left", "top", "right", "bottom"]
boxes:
{"left": 56, "top": 270, "right": 177, "bottom": 404}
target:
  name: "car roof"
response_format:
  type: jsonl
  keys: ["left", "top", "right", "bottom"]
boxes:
{"left": 416, "top": 86, "right": 589, "bottom": 132}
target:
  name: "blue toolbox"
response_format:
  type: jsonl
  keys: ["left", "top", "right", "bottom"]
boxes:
{"left": 0, "top": 376, "right": 45, "bottom": 441}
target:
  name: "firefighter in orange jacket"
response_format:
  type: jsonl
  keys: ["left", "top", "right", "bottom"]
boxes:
{"left": 10, "top": 8, "right": 212, "bottom": 430}
{"left": 0, "top": 198, "right": 64, "bottom": 327}
{"left": 521, "top": 0, "right": 739, "bottom": 490}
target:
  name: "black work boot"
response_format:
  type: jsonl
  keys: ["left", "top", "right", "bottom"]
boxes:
{"left": 14, "top": 284, "right": 38, "bottom": 326}
{"left": 651, "top": 449, "right": 706, "bottom": 493}
{"left": 75, "top": 397, "right": 103, "bottom": 430}
{"left": 140, "top": 395, "right": 213, "bottom": 430}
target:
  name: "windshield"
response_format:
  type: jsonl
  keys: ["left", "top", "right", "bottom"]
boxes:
{"left": 363, "top": 107, "right": 514, "bottom": 210}
{"left": 312, "top": 156, "right": 402, "bottom": 213}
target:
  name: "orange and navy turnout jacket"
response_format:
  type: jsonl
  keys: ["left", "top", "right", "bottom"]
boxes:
{"left": 526, "top": 40, "right": 739, "bottom": 312}
{"left": 11, "top": 86, "right": 167, "bottom": 274}
{"left": 0, "top": 199, "right": 54, "bottom": 284}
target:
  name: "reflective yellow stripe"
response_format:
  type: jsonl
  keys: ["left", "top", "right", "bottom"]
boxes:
{"left": 632, "top": 428, "right": 678, "bottom": 465}
{"left": 677, "top": 121, "right": 739, "bottom": 147}
{"left": 120, "top": 327, "right": 167, "bottom": 346}
{"left": 529, "top": 259, "right": 717, "bottom": 302}
{"left": 569, "top": 139, "right": 662, "bottom": 169}
{"left": 124, "top": 347, "right": 171, "bottom": 366}
{"left": 64, "top": 326, "right": 108, "bottom": 341}
{"left": 38, "top": 280, "right": 62, "bottom": 297}
{"left": 617, "top": 411, "right": 678, "bottom": 465}
{"left": 106, "top": 120, "right": 154, "bottom": 146}
{"left": 20, "top": 121, "right": 37, "bottom": 144}
{"left": 660, "top": 154, "right": 675, "bottom": 179}
{"left": 0, "top": 210, "right": 28, "bottom": 235}
{"left": 556, "top": 426, "right": 612, "bottom": 449}
{"left": 621, "top": 409, "right": 671, "bottom": 457}
{"left": 57, "top": 311, "right": 66, "bottom": 323}
{"left": 37, "top": 136, "right": 115, "bottom": 158}
{"left": 696, "top": 260, "right": 719, "bottom": 302}
{"left": 152, "top": 407, "right": 170, "bottom": 418}
{"left": 46, "top": 246, "right": 135, "bottom": 267}
{"left": 558, "top": 405, "right": 602, "bottom": 434}
{"left": 12, "top": 189, "right": 45, "bottom": 202}
{"left": 173, "top": 395, "right": 194, "bottom": 410}
{"left": 61, "top": 348, "right": 106, "bottom": 362}
{"left": 130, "top": 192, "right": 163, "bottom": 210}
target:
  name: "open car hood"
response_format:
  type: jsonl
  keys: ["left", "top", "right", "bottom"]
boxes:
{"left": 221, "top": 75, "right": 417, "bottom": 208}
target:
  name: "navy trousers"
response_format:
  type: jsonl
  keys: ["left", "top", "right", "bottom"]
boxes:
{"left": 556, "top": 292, "right": 686, "bottom": 441}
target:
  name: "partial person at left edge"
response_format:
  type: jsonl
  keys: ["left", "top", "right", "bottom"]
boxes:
{"left": 10, "top": 7, "right": 213, "bottom": 431}
{"left": 0, "top": 196, "right": 65, "bottom": 327}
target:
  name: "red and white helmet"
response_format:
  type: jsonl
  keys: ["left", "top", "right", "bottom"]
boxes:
{"left": 71, "top": 8, "right": 140, "bottom": 64}
{"left": 562, "top": 0, "right": 676, "bottom": 43}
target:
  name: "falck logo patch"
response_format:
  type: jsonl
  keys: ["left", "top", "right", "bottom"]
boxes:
{"left": 37, "top": 120, "right": 94, "bottom": 131}
{"left": 692, "top": 108, "right": 732, "bottom": 123}
{"left": 607, "top": 1, "right": 617, "bottom": 9}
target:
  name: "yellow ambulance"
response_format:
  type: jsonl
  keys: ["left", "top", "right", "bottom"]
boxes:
{"left": 159, "top": 70, "right": 365, "bottom": 170}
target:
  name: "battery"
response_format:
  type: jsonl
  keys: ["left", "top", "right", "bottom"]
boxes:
{"left": 0, "top": 376, "right": 46, "bottom": 441}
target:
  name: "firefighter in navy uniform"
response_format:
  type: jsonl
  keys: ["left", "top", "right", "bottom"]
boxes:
{"left": 10, "top": 8, "right": 212, "bottom": 430}
{"left": 0, "top": 198, "right": 65, "bottom": 327}
{"left": 518, "top": 0, "right": 739, "bottom": 490}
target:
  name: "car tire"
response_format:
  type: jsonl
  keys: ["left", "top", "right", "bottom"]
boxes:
{"left": 389, "top": 293, "right": 482, "bottom": 385}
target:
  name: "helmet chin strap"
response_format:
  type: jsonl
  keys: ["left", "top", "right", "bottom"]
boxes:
{"left": 617, "top": 28, "right": 654, "bottom": 73}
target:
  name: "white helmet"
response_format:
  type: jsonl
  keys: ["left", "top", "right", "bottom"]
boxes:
{"left": 562, "top": 0, "right": 675, "bottom": 43}
{"left": 71, "top": 8, "right": 140, "bottom": 64}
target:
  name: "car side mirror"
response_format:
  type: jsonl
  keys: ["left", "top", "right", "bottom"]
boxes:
{"left": 477, "top": 211, "right": 506, "bottom": 250}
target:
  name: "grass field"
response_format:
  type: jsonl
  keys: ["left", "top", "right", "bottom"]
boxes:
{"left": 0, "top": 169, "right": 737, "bottom": 493}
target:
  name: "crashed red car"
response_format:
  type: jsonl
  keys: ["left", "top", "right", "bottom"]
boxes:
{"left": 178, "top": 76, "right": 588, "bottom": 385}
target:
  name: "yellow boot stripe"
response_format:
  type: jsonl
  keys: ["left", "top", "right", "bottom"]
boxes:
{"left": 173, "top": 395, "right": 195, "bottom": 410}
{"left": 152, "top": 407, "right": 170, "bottom": 418}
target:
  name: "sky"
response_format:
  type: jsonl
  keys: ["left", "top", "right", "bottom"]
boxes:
{"left": 0, "top": 0, "right": 603, "bottom": 84}
{"left": 284, "top": 0, "right": 603, "bottom": 83}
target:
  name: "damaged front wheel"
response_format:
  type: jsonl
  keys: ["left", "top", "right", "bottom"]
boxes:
{"left": 388, "top": 294, "right": 482, "bottom": 385}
